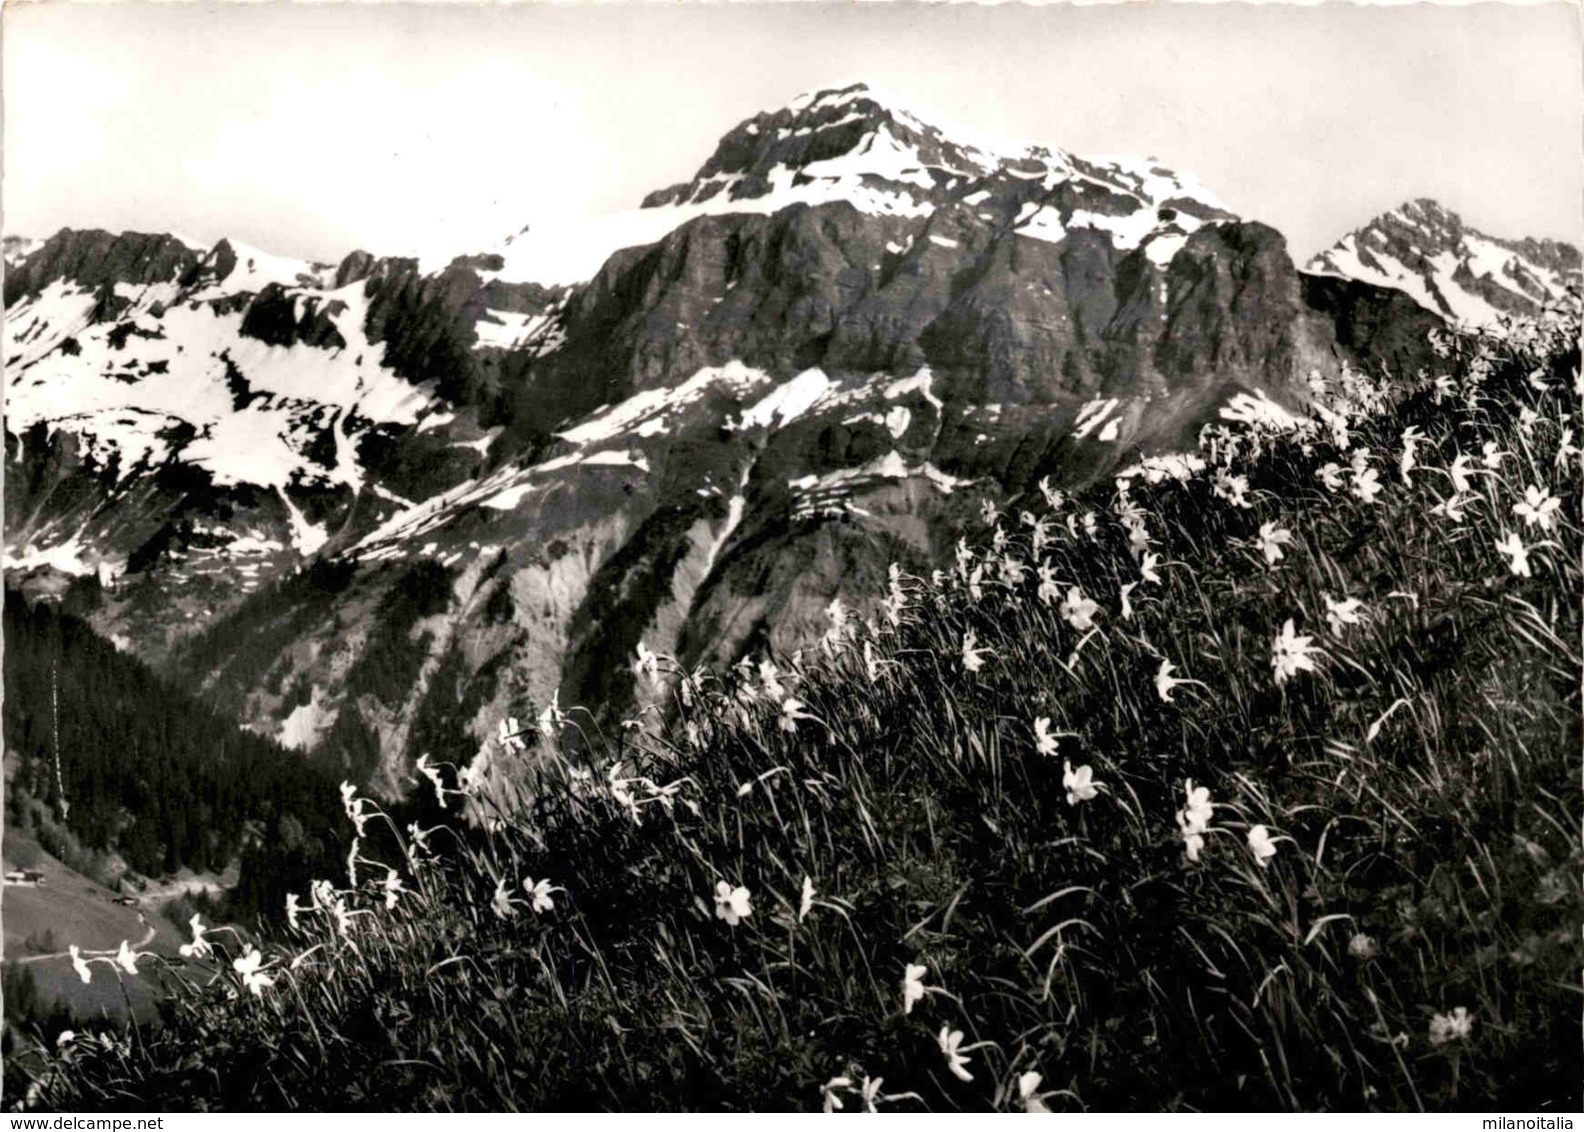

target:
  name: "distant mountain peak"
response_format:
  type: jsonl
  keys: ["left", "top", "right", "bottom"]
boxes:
{"left": 640, "top": 79, "right": 1072, "bottom": 213}
{"left": 1307, "top": 198, "right": 1580, "bottom": 328}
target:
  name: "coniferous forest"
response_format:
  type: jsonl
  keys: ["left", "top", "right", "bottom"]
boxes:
{"left": 3, "top": 589, "right": 345, "bottom": 921}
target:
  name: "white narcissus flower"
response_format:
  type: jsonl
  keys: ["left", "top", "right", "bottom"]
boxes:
{"left": 114, "top": 939, "right": 139, "bottom": 976}
{"left": 523, "top": 877, "right": 561, "bottom": 915}
{"left": 1062, "top": 760, "right": 1098, "bottom": 805}
{"left": 714, "top": 881, "right": 752, "bottom": 927}
{"left": 1351, "top": 466, "right": 1383, "bottom": 504}
{"left": 902, "top": 963, "right": 929, "bottom": 1015}
{"left": 961, "top": 631, "right": 990, "bottom": 674}
{"left": 1429, "top": 1006, "right": 1474, "bottom": 1046}
{"left": 491, "top": 876, "right": 517, "bottom": 920}
{"left": 178, "top": 914, "right": 212, "bottom": 959}
{"left": 69, "top": 944, "right": 92, "bottom": 985}
{"left": 1032, "top": 716, "right": 1061, "bottom": 757}
{"left": 1431, "top": 493, "right": 1473, "bottom": 524}
{"left": 821, "top": 1076, "right": 854, "bottom": 1113}
{"left": 1482, "top": 441, "right": 1507, "bottom": 469}
{"left": 779, "top": 697, "right": 812, "bottom": 734}
{"left": 233, "top": 947, "right": 276, "bottom": 997}
{"left": 310, "top": 878, "right": 335, "bottom": 909}
{"left": 758, "top": 658, "right": 786, "bottom": 700}
{"left": 955, "top": 538, "right": 974, "bottom": 577}
{"left": 381, "top": 869, "right": 406, "bottom": 911}
{"left": 1176, "top": 779, "right": 1214, "bottom": 863}
{"left": 1019, "top": 1071, "right": 1051, "bottom": 1113}
{"left": 1247, "top": 825, "right": 1278, "bottom": 868}
{"left": 1513, "top": 484, "right": 1561, "bottom": 532}
{"left": 537, "top": 692, "right": 566, "bottom": 738}
{"left": 1495, "top": 530, "right": 1532, "bottom": 578}
{"left": 1399, "top": 426, "right": 1424, "bottom": 483}
{"left": 339, "top": 781, "right": 370, "bottom": 837}
{"left": 1323, "top": 596, "right": 1366, "bottom": 637}
{"left": 1317, "top": 463, "right": 1345, "bottom": 492}
{"left": 1155, "top": 660, "right": 1203, "bottom": 704}
{"left": 1255, "top": 522, "right": 1294, "bottom": 566}
{"left": 1119, "top": 581, "right": 1138, "bottom": 621}
{"left": 1271, "top": 619, "right": 1320, "bottom": 686}
{"left": 1036, "top": 562, "right": 1060, "bottom": 606}
{"left": 1447, "top": 452, "right": 1474, "bottom": 494}
{"left": 980, "top": 497, "right": 1000, "bottom": 526}
{"left": 799, "top": 876, "right": 815, "bottom": 923}
{"left": 1556, "top": 428, "right": 1581, "bottom": 470}
{"left": 1139, "top": 552, "right": 1162, "bottom": 585}
{"left": 863, "top": 641, "right": 886, "bottom": 685}
{"left": 967, "top": 563, "right": 986, "bottom": 603}
{"left": 1060, "top": 587, "right": 1099, "bottom": 632}
{"left": 285, "top": 893, "right": 304, "bottom": 931}
{"left": 1030, "top": 517, "right": 1052, "bottom": 557}
{"left": 1038, "top": 476, "right": 1065, "bottom": 510}
{"left": 938, "top": 1026, "right": 974, "bottom": 1082}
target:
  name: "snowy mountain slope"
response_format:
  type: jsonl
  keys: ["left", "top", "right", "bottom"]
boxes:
{"left": 3, "top": 228, "right": 564, "bottom": 619}
{"left": 6, "top": 81, "right": 1457, "bottom": 799}
{"left": 1306, "top": 198, "right": 1580, "bottom": 329}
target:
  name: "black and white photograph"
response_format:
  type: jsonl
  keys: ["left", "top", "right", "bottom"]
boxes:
{"left": 1, "top": 0, "right": 1580, "bottom": 1114}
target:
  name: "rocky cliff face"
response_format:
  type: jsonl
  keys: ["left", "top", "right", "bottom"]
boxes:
{"left": 1307, "top": 197, "right": 1580, "bottom": 328}
{"left": 5, "top": 82, "right": 1474, "bottom": 798}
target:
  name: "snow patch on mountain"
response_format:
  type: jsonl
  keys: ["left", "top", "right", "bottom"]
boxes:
{"left": 788, "top": 449, "right": 972, "bottom": 520}
{"left": 460, "top": 163, "right": 933, "bottom": 287}
{"left": 555, "top": 360, "right": 771, "bottom": 446}
{"left": 5, "top": 532, "right": 95, "bottom": 577}
{"left": 735, "top": 367, "right": 833, "bottom": 430}
{"left": 1073, "top": 397, "right": 1121, "bottom": 440}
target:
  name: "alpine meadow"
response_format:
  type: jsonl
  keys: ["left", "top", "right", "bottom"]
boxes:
{"left": 2, "top": 13, "right": 1581, "bottom": 1114}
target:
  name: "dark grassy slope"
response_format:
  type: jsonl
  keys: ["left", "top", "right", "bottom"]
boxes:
{"left": 11, "top": 307, "right": 1579, "bottom": 1113}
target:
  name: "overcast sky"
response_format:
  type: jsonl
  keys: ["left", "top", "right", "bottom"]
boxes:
{"left": 5, "top": 2, "right": 1580, "bottom": 267}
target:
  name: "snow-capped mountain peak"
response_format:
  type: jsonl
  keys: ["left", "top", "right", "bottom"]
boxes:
{"left": 468, "top": 80, "right": 1237, "bottom": 288}
{"left": 1306, "top": 198, "right": 1580, "bottom": 329}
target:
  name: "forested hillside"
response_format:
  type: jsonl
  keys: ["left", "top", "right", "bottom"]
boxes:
{"left": 3, "top": 591, "right": 344, "bottom": 910}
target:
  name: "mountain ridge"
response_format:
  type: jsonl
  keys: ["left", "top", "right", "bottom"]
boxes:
{"left": 7, "top": 80, "right": 1551, "bottom": 801}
